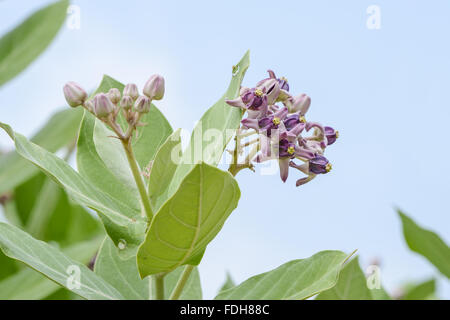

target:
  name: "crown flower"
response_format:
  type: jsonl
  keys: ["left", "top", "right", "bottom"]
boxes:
{"left": 227, "top": 70, "right": 338, "bottom": 187}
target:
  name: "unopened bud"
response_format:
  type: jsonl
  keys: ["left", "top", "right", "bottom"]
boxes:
{"left": 143, "top": 74, "right": 165, "bottom": 100}
{"left": 93, "top": 93, "right": 115, "bottom": 118}
{"left": 123, "top": 83, "right": 139, "bottom": 100}
{"left": 108, "top": 88, "right": 121, "bottom": 104}
{"left": 134, "top": 95, "right": 152, "bottom": 113}
{"left": 120, "top": 95, "right": 134, "bottom": 110}
{"left": 290, "top": 94, "right": 311, "bottom": 115}
{"left": 63, "top": 81, "right": 87, "bottom": 107}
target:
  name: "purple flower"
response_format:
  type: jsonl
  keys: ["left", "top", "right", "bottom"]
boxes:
{"left": 324, "top": 126, "right": 339, "bottom": 145}
{"left": 308, "top": 155, "right": 332, "bottom": 174}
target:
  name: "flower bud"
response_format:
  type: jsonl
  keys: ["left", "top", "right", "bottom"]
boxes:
{"left": 93, "top": 93, "right": 115, "bottom": 118}
{"left": 63, "top": 81, "right": 87, "bottom": 107}
{"left": 143, "top": 74, "right": 165, "bottom": 100}
{"left": 123, "top": 83, "right": 139, "bottom": 100}
{"left": 134, "top": 95, "right": 152, "bottom": 113}
{"left": 120, "top": 95, "right": 134, "bottom": 110}
{"left": 108, "top": 88, "right": 121, "bottom": 104}
{"left": 290, "top": 94, "right": 311, "bottom": 114}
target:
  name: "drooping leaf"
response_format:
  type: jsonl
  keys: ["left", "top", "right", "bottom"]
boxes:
{"left": 0, "top": 108, "right": 83, "bottom": 194}
{"left": 0, "top": 236, "right": 102, "bottom": 300}
{"left": 215, "top": 250, "right": 354, "bottom": 300}
{"left": 165, "top": 51, "right": 249, "bottom": 199}
{"left": 398, "top": 210, "right": 450, "bottom": 278}
{"left": 0, "top": 0, "right": 69, "bottom": 86}
{"left": 95, "top": 237, "right": 202, "bottom": 300}
{"left": 0, "top": 223, "right": 123, "bottom": 300}
{"left": 403, "top": 278, "right": 436, "bottom": 300}
{"left": 148, "top": 129, "right": 182, "bottom": 210}
{"left": 0, "top": 122, "right": 146, "bottom": 257}
{"left": 137, "top": 162, "right": 240, "bottom": 277}
{"left": 316, "top": 257, "right": 373, "bottom": 300}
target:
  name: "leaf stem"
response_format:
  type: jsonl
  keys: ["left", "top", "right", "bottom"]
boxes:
{"left": 121, "top": 139, "right": 153, "bottom": 219}
{"left": 169, "top": 265, "right": 194, "bottom": 300}
{"left": 154, "top": 274, "right": 165, "bottom": 300}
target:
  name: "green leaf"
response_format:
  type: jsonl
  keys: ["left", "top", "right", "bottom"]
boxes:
{"left": 217, "top": 272, "right": 235, "bottom": 295}
{"left": 137, "top": 162, "right": 240, "bottom": 277}
{"left": 77, "top": 111, "right": 140, "bottom": 211}
{"left": 403, "top": 279, "right": 436, "bottom": 300}
{"left": 215, "top": 250, "right": 354, "bottom": 300}
{"left": 165, "top": 51, "right": 249, "bottom": 199}
{"left": 165, "top": 266, "right": 202, "bottom": 300}
{"left": 0, "top": 223, "right": 123, "bottom": 300}
{"left": 316, "top": 257, "right": 373, "bottom": 300}
{"left": 0, "top": 236, "right": 102, "bottom": 300}
{"left": 94, "top": 237, "right": 148, "bottom": 300}
{"left": 148, "top": 129, "right": 182, "bottom": 210}
{"left": 0, "top": 0, "right": 69, "bottom": 86}
{"left": 0, "top": 108, "right": 83, "bottom": 194}
{"left": 0, "top": 122, "right": 146, "bottom": 257}
{"left": 95, "top": 237, "right": 202, "bottom": 300}
{"left": 398, "top": 210, "right": 450, "bottom": 278}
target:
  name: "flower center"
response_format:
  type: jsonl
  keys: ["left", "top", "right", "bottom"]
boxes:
{"left": 335, "top": 131, "right": 339, "bottom": 139}
{"left": 280, "top": 76, "right": 288, "bottom": 82}
{"left": 299, "top": 115, "right": 306, "bottom": 123}
{"left": 254, "top": 89, "right": 263, "bottom": 97}
{"left": 287, "top": 146, "right": 295, "bottom": 155}
{"left": 272, "top": 117, "right": 281, "bottom": 125}
{"left": 325, "top": 163, "right": 332, "bottom": 172}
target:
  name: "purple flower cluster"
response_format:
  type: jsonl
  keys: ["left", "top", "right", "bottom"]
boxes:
{"left": 226, "top": 70, "right": 338, "bottom": 186}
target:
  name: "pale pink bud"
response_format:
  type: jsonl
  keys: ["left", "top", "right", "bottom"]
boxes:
{"left": 120, "top": 95, "right": 134, "bottom": 110}
{"left": 108, "top": 88, "right": 121, "bottom": 104}
{"left": 93, "top": 93, "right": 114, "bottom": 118}
{"left": 63, "top": 81, "right": 87, "bottom": 107}
{"left": 143, "top": 74, "right": 165, "bottom": 100}
{"left": 291, "top": 94, "right": 311, "bottom": 114}
{"left": 123, "top": 83, "right": 139, "bottom": 100}
{"left": 134, "top": 95, "right": 152, "bottom": 113}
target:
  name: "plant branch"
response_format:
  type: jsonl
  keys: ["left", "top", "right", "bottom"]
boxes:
{"left": 169, "top": 265, "right": 194, "bottom": 300}
{"left": 154, "top": 274, "right": 165, "bottom": 300}
{"left": 121, "top": 139, "right": 153, "bottom": 219}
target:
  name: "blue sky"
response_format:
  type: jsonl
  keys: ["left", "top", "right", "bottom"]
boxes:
{"left": 1, "top": 0, "right": 449, "bottom": 299}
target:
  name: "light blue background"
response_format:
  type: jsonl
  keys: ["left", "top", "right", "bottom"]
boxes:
{"left": 1, "top": 0, "right": 449, "bottom": 299}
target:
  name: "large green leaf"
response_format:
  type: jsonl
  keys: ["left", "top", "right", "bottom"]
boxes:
{"left": 215, "top": 251, "right": 354, "bottom": 300}
{"left": 137, "top": 162, "right": 240, "bottom": 277}
{"left": 0, "top": 122, "right": 146, "bottom": 256}
{"left": 148, "top": 129, "right": 182, "bottom": 211}
{"left": 0, "top": 0, "right": 68, "bottom": 86}
{"left": 94, "top": 237, "right": 148, "bottom": 300}
{"left": 0, "top": 108, "right": 83, "bottom": 194}
{"left": 165, "top": 52, "right": 249, "bottom": 200}
{"left": 0, "top": 223, "right": 123, "bottom": 300}
{"left": 316, "top": 257, "right": 372, "bottom": 300}
{"left": 0, "top": 236, "right": 102, "bottom": 300}
{"left": 403, "top": 279, "right": 436, "bottom": 300}
{"left": 95, "top": 237, "right": 202, "bottom": 300}
{"left": 398, "top": 210, "right": 450, "bottom": 278}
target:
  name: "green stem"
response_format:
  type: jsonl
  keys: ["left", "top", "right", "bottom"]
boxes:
{"left": 121, "top": 140, "right": 153, "bottom": 219}
{"left": 169, "top": 265, "right": 194, "bottom": 300}
{"left": 154, "top": 274, "right": 165, "bottom": 300}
